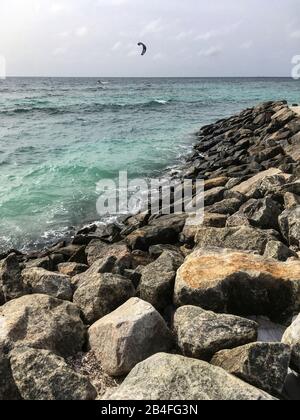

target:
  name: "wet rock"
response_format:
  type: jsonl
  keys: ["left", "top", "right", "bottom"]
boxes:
{"left": 174, "top": 306, "right": 257, "bottom": 361}
{"left": 137, "top": 250, "right": 184, "bottom": 311}
{"left": 108, "top": 353, "right": 275, "bottom": 400}
{"left": 73, "top": 273, "right": 135, "bottom": 324}
{"left": 174, "top": 247, "right": 300, "bottom": 320}
{"left": 195, "top": 226, "right": 280, "bottom": 255}
{"left": 264, "top": 240, "right": 298, "bottom": 262}
{"left": 282, "top": 314, "right": 300, "bottom": 374}
{"left": 0, "top": 254, "right": 26, "bottom": 304}
{"left": 0, "top": 294, "right": 85, "bottom": 357}
{"left": 88, "top": 298, "right": 173, "bottom": 377}
{"left": 211, "top": 342, "right": 291, "bottom": 395}
{"left": 10, "top": 347, "right": 96, "bottom": 400}
{"left": 22, "top": 267, "right": 73, "bottom": 301}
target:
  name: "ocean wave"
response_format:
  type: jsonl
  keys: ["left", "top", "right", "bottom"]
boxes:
{"left": 0, "top": 99, "right": 173, "bottom": 116}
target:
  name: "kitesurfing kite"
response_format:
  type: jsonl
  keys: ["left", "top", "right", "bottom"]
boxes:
{"left": 137, "top": 42, "right": 147, "bottom": 56}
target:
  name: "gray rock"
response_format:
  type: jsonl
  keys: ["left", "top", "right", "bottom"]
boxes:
{"left": 264, "top": 240, "right": 298, "bottom": 262}
{"left": 279, "top": 206, "right": 300, "bottom": 249}
{"left": 231, "top": 168, "right": 283, "bottom": 198}
{"left": 88, "top": 298, "right": 173, "bottom": 376}
{"left": 0, "top": 254, "right": 26, "bottom": 304}
{"left": 73, "top": 273, "right": 135, "bottom": 324}
{"left": 0, "top": 294, "right": 85, "bottom": 357}
{"left": 174, "top": 247, "right": 300, "bottom": 319}
{"left": 174, "top": 306, "right": 257, "bottom": 361}
{"left": 137, "top": 250, "right": 184, "bottom": 311}
{"left": 71, "top": 256, "right": 117, "bottom": 289}
{"left": 10, "top": 347, "right": 96, "bottom": 400}
{"left": 211, "top": 342, "right": 291, "bottom": 395}
{"left": 22, "top": 267, "right": 73, "bottom": 301}
{"left": 284, "top": 192, "right": 300, "bottom": 209}
{"left": 108, "top": 353, "right": 275, "bottom": 400}
{"left": 282, "top": 314, "right": 300, "bottom": 374}
{"left": 86, "top": 240, "right": 132, "bottom": 267}
{"left": 195, "top": 226, "right": 280, "bottom": 255}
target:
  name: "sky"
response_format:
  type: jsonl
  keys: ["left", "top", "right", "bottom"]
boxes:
{"left": 0, "top": 0, "right": 299, "bottom": 77}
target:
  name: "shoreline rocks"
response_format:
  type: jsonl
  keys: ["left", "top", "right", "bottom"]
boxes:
{"left": 1, "top": 100, "right": 300, "bottom": 400}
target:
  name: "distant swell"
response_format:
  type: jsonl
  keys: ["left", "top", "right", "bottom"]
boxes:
{"left": 0, "top": 99, "right": 173, "bottom": 116}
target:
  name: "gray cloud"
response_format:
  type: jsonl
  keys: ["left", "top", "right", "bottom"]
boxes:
{"left": 0, "top": 0, "right": 299, "bottom": 76}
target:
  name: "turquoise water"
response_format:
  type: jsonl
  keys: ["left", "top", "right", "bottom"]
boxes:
{"left": 0, "top": 77, "right": 299, "bottom": 252}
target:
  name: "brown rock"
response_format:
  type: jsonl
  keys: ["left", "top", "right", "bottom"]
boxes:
{"left": 174, "top": 247, "right": 300, "bottom": 319}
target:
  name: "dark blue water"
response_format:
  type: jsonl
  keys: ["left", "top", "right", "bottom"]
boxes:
{"left": 0, "top": 77, "right": 299, "bottom": 252}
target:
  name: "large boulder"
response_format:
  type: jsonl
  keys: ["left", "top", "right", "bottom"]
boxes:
{"left": 278, "top": 206, "right": 300, "bottom": 249}
{"left": 73, "top": 273, "right": 135, "bottom": 324}
{"left": 0, "top": 294, "right": 85, "bottom": 357}
{"left": 231, "top": 168, "right": 283, "bottom": 198}
{"left": 0, "top": 254, "right": 26, "bottom": 304}
{"left": 22, "top": 267, "right": 73, "bottom": 301}
{"left": 211, "top": 343, "right": 291, "bottom": 396}
{"left": 282, "top": 314, "right": 300, "bottom": 374}
{"left": 195, "top": 226, "right": 280, "bottom": 255}
{"left": 181, "top": 213, "right": 227, "bottom": 244}
{"left": 10, "top": 347, "right": 96, "bottom": 400}
{"left": 174, "top": 248, "right": 300, "bottom": 319}
{"left": 137, "top": 250, "right": 184, "bottom": 311}
{"left": 108, "top": 353, "right": 275, "bottom": 400}
{"left": 88, "top": 298, "right": 173, "bottom": 377}
{"left": 126, "top": 215, "right": 186, "bottom": 251}
{"left": 174, "top": 306, "right": 257, "bottom": 361}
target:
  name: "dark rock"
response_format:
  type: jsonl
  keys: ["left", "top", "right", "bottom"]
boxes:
{"left": 0, "top": 254, "right": 26, "bottom": 304}
{"left": 264, "top": 240, "right": 298, "bottom": 261}
{"left": 206, "top": 198, "right": 243, "bottom": 215}
{"left": 211, "top": 342, "right": 291, "bottom": 395}
{"left": 137, "top": 250, "right": 184, "bottom": 311}
{"left": 174, "top": 306, "right": 257, "bottom": 361}
{"left": 279, "top": 206, "right": 300, "bottom": 249}
{"left": 126, "top": 214, "right": 186, "bottom": 251}
{"left": 73, "top": 273, "right": 135, "bottom": 324}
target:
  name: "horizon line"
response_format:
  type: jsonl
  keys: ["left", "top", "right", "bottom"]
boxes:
{"left": 2, "top": 75, "right": 297, "bottom": 79}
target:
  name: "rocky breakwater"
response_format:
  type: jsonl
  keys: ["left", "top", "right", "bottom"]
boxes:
{"left": 1, "top": 100, "right": 300, "bottom": 400}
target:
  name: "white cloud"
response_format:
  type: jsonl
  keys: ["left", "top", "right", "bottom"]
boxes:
{"left": 50, "top": 3, "right": 67, "bottom": 14}
{"left": 174, "top": 30, "right": 193, "bottom": 41}
{"left": 76, "top": 26, "right": 88, "bottom": 37}
{"left": 198, "top": 46, "right": 222, "bottom": 57}
{"left": 195, "top": 22, "right": 241, "bottom": 41}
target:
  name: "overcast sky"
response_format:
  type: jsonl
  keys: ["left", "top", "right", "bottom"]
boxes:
{"left": 0, "top": 0, "right": 299, "bottom": 77}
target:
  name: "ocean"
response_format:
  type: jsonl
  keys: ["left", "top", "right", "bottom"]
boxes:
{"left": 0, "top": 77, "right": 299, "bottom": 252}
